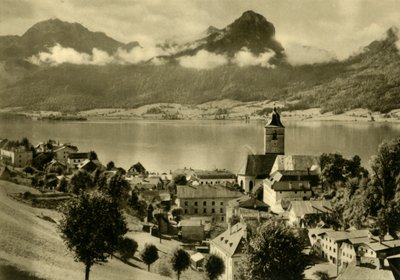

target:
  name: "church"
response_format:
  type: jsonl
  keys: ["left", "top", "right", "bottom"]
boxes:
{"left": 237, "top": 107, "right": 285, "bottom": 193}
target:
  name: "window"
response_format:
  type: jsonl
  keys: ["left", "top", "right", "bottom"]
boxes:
{"left": 203, "top": 209, "right": 207, "bottom": 214}
{"left": 221, "top": 217, "right": 224, "bottom": 222}
{"left": 272, "top": 130, "right": 277, "bottom": 140}
{"left": 203, "top": 201, "right": 207, "bottom": 206}
{"left": 194, "top": 202, "right": 198, "bottom": 206}
{"left": 194, "top": 209, "right": 198, "bottom": 214}
{"left": 212, "top": 201, "right": 215, "bottom": 206}
{"left": 220, "top": 208, "right": 223, "bottom": 213}
{"left": 220, "top": 202, "right": 223, "bottom": 206}
{"left": 212, "top": 209, "right": 215, "bottom": 213}
{"left": 184, "top": 201, "right": 188, "bottom": 206}
{"left": 184, "top": 209, "right": 188, "bottom": 214}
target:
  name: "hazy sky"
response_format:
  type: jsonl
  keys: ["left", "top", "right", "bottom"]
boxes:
{"left": 1, "top": 0, "right": 400, "bottom": 59}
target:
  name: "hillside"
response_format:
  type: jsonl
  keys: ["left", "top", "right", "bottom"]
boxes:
{"left": 0, "top": 180, "right": 169, "bottom": 280}
{"left": 0, "top": 13, "right": 399, "bottom": 113}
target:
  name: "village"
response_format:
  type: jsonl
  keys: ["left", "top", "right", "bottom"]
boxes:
{"left": 1, "top": 108, "right": 400, "bottom": 280}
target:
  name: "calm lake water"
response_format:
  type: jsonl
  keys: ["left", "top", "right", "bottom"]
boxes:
{"left": 0, "top": 118, "right": 399, "bottom": 173}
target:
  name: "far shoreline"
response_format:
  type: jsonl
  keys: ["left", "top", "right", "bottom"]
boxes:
{"left": 1, "top": 99, "right": 400, "bottom": 124}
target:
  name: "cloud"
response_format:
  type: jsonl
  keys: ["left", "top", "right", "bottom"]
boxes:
{"left": 284, "top": 43, "right": 336, "bottom": 65}
{"left": 28, "top": 44, "right": 114, "bottom": 65}
{"left": 178, "top": 50, "right": 228, "bottom": 69}
{"left": 27, "top": 43, "right": 176, "bottom": 66}
{"left": 232, "top": 48, "right": 275, "bottom": 67}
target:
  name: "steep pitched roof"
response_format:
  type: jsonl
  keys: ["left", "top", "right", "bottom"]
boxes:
{"left": 337, "top": 265, "right": 395, "bottom": 280}
{"left": 271, "top": 155, "right": 320, "bottom": 174}
{"left": 68, "top": 152, "right": 88, "bottom": 159}
{"left": 288, "top": 200, "right": 332, "bottom": 217}
{"left": 266, "top": 108, "right": 284, "bottom": 128}
{"left": 211, "top": 222, "right": 246, "bottom": 257}
{"left": 321, "top": 229, "right": 370, "bottom": 242}
{"left": 238, "top": 154, "right": 277, "bottom": 179}
{"left": 177, "top": 184, "right": 242, "bottom": 199}
{"left": 228, "top": 195, "right": 270, "bottom": 210}
{"left": 128, "top": 162, "right": 146, "bottom": 173}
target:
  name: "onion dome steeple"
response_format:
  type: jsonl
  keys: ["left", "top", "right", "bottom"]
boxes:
{"left": 266, "top": 107, "right": 284, "bottom": 127}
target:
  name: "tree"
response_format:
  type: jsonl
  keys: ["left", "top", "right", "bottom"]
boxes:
{"left": 141, "top": 244, "right": 159, "bottom": 272}
{"left": 241, "top": 220, "right": 307, "bottom": 280}
{"left": 106, "top": 161, "right": 115, "bottom": 170}
{"left": 100, "top": 173, "right": 130, "bottom": 206}
{"left": 59, "top": 192, "right": 128, "bottom": 280}
{"left": 370, "top": 137, "right": 400, "bottom": 205}
{"left": 171, "top": 207, "right": 184, "bottom": 223}
{"left": 118, "top": 237, "right": 138, "bottom": 262}
{"left": 88, "top": 151, "right": 98, "bottom": 160}
{"left": 173, "top": 174, "right": 187, "bottom": 185}
{"left": 171, "top": 248, "right": 190, "bottom": 280}
{"left": 205, "top": 254, "right": 225, "bottom": 280}
{"left": 58, "top": 177, "right": 68, "bottom": 193}
{"left": 369, "top": 137, "right": 400, "bottom": 236}
{"left": 70, "top": 170, "right": 94, "bottom": 194}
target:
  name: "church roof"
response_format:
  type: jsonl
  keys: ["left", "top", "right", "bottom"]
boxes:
{"left": 238, "top": 154, "right": 277, "bottom": 179}
{"left": 266, "top": 107, "right": 284, "bottom": 128}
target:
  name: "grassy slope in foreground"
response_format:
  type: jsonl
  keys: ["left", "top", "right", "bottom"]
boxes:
{"left": 0, "top": 180, "right": 170, "bottom": 280}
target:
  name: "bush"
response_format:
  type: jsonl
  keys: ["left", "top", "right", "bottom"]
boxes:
{"left": 118, "top": 237, "right": 138, "bottom": 261}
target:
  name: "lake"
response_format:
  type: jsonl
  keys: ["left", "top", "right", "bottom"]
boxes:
{"left": 0, "top": 118, "right": 399, "bottom": 173}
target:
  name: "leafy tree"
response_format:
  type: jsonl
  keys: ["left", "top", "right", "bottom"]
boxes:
{"left": 319, "top": 153, "right": 364, "bottom": 188}
{"left": 173, "top": 174, "right": 187, "bottom": 185}
{"left": 118, "top": 237, "right": 138, "bottom": 262}
{"left": 88, "top": 151, "right": 98, "bottom": 160}
{"left": 70, "top": 170, "right": 94, "bottom": 194}
{"left": 141, "top": 244, "right": 159, "bottom": 272}
{"left": 171, "top": 207, "right": 184, "bottom": 223}
{"left": 205, "top": 254, "right": 225, "bottom": 280}
{"left": 370, "top": 137, "right": 400, "bottom": 205}
{"left": 171, "top": 248, "right": 190, "bottom": 280}
{"left": 128, "top": 191, "right": 139, "bottom": 208}
{"left": 100, "top": 173, "right": 130, "bottom": 206}
{"left": 58, "top": 177, "right": 68, "bottom": 193}
{"left": 241, "top": 220, "right": 307, "bottom": 280}
{"left": 106, "top": 161, "right": 115, "bottom": 170}
{"left": 59, "top": 192, "right": 128, "bottom": 280}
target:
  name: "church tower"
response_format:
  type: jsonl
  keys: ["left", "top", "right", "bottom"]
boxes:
{"left": 264, "top": 107, "right": 285, "bottom": 155}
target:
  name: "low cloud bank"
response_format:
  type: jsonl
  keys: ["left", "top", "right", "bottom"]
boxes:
{"left": 28, "top": 43, "right": 174, "bottom": 66}
{"left": 178, "top": 50, "right": 228, "bottom": 69}
{"left": 284, "top": 43, "right": 337, "bottom": 66}
{"left": 28, "top": 42, "right": 345, "bottom": 68}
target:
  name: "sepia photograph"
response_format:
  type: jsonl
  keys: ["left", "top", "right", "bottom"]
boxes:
{"left": 0, "top": 0, "right": 400, "bottom": 279}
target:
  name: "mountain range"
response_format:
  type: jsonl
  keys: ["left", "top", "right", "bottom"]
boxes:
{"left": 0, "top": 10, "right": 399, "bottom": 113}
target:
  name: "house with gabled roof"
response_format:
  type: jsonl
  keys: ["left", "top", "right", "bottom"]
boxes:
{"left": 263, "top": 169, "right": 318, "bottom": 212}
{"left": 53, "top": 144, "right": 78, "bottom": 164}
{"left": 67, "top": 152, "right": 89, "bottom": 169}
{"left": 128, "top": 162, "right": 147, "bottom": 176}
{"left": 287, "top": 200, "right": 332, "bottom": 227}
{"left": 209, "top": 222, "right": 247, "bottom": 280}
{"left": 226, "top": 195, "right": 270, "bottom": 222}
